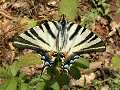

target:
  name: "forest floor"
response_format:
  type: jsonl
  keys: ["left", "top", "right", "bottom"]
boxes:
{"left": 0, "top": 0, "right": 120, "bottom": 89}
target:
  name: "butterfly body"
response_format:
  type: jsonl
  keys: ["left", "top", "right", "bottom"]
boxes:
{"left": 12, "top": 17, "right": 106, "bottom": 69}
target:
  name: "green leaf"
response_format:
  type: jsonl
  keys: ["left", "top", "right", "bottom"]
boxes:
{"left": 57, "top": 73, "right": 70, "bottom": 86}
{"left": 20, "top": 16, "right": 37, "bottom": 29}
{"left": 17, "top": 53, "right": 43, "bottom": 67}
{"left": 9, "top": 62, "right": 19, "bottom": 77}
{"left": 50, "top": 82, "right": 60, "bottom": 90}
{"left": 36, "top": 81, "right": 46, "bottom": 90}
{"left": 27, "top": 19, "right": 37, "bottom": 29}
{"left": 5, "top": 78, "right": 17, "bottom": 90}
{"left": 47, "top": 67, "right": 59, "bottom": 77}
{"left": 74, "top": 57, "right": 90, "bottom": 69}
{"left": 29, "top": 74, "right": 49, "bottom": 86}
{"left": 0, "top": 67, "right": 12, "bottom": 78}
{"left": 91, "top": 0, "right": 109, "bottom": 16}
{"left": 0, "top": 80, "right": 9, "bottom": 90}
{"left": 20, "top": 83, "right": 31, "bottom": 90}
{"left": 59, "top": 0, "right": 79, "bottom": 21}
{"left": 0, "top": 85, "right": 5, "bottom": 90}
{"left": 41, "top": 74, "right": 51, "bottom": 81}
{"left": 70, "top": 66, "right": 81, "bottom": 79}
{"left": 112, "top": 55, "right": 120, "bottom": 69}
{"left": 81, "top": 9, "right": 99, "bottom": 27}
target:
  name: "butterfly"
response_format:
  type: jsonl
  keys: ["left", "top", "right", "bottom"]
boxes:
{"left": 12, "top": 16, "right": 106, "bottom": 69}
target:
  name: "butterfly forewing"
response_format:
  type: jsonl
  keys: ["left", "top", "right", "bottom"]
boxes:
{"left": 62, "top": 23, "right": 106, "bottom": 57}
{"left": 13, "top": 21, "right": 59, "bottom": 54}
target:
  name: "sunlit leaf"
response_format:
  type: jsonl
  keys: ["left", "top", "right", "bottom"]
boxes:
{"left": 5, "top": 78, "right": 17, "bottom": 90}
{"left": 112, "top": 55, "right": 120, "bottom": 69}
{"left": 19, "top": 17, "right": 37, "bottom": 30}
{"left": 0, "top": 79, "right": 9, "bottom": 90}
{"left": 27, "top": 19, "right": 37, "bottom": 29}
{"left": 18, "top": 53, "right": 43, "bottom": 67}
{"left": 9, "top": 62, "right": 19, "bottom": 77}
{"left": 73, "top": 57, "right": 90, "bottom": 69}
{"left": 59, "top": 0, "right": 79, "bottom": 21}
{"left": 0, "top": 67, "right": 12, "bottom": 78}
{"left": 36, "top": 81, "right": 46, "bottom": 90}
{"left": 51, "top": 82, "right": 60, "bottom": 90}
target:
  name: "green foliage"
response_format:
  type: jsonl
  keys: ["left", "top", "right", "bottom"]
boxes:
{"left": 58, "top": 0, "right": 79, "bottom": 21}
{"left": 19, "top": 83, "right": 31, "bottom": 90}
{"left": 0, "top": 53, "right": 90, "bottom": 90}
{"left": 0, "top": 53, "right": 43, "bottom": 90}
{"left": 112, "top": 55, "right": 120, "bottom": 69}
{"left": 9, "top": 62, "right": 20, "bottom": 77}
{"left": 0, "top": 67, "right": 12, "bottom": 78}
{"left": 0, "top": 53, "right": 42, "bottom": 77}
{"left": 20, "top": 16, "right": 37, "bottom": 30}
{"left": 93, "top": 79, "right": 102, "bottom": 90}
{"left": 50, "top": 82, "right": 60, "bottom": 90}
{"left": 17, "top": 53, "right": 43, "bottom": 67}
{"left": 81, "top": 0, "right": 110, "bottom": 27}
{"left": 70, "top": 66, "right": 81, "bottom": 79}
{"left": 108, "top": 74, "right": 120, "bottom": 90}
{"left": 81, "top": 9, "right": 99, "bottom": 27}
{"left": 91, "top": 0, "right": 110, "bottom": 16}
{"left": 69, "top": 58, "right": 89, "bottom": 80}
{"left": 36, "top": 81, "right": 46, "bottom": 90}
{"left": 57, "top": 72, "right": 70, "bottom": 86}
{"left": 5, "top": 78, "right": 18, "bottom": 90}
{"left": 27, "top": 19, "right": 37, "bottom": 29}
{"left": 92, "top": 73, "right": 120, "bottom": 90}
{"left": 73, "top": 57, "right": 90, "bottom": 69}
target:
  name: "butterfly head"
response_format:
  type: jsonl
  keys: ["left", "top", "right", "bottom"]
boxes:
{"left": 59, "top": 14, "right": 68, "bottom": 30}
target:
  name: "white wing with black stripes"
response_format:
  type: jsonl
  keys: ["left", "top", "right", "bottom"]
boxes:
{"left": 13, "top": 21, "right": 59, "bottom": 55}
{"left": 12, "top": 19, "right": 106, "bottom": 66}
{"left": 61, "top": 22, "right": 105, "bottom": 58}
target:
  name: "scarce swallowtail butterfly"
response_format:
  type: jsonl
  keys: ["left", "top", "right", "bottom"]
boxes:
{"left": 12, "top": 16, "right": 106, "bottom": 69}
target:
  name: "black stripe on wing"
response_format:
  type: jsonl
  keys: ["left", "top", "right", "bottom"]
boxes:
{"left": 12, "top": 21, "right": 59, "bottom": 54}
{"left": 12, "top": 36, "right": 47, "bottom": 54}
{"left": 43, "top": 22, "right": 56, "bottom": 39}
{"left": 64, "top": 23, "right": 106, "bottom": 56}
{"left": 69, "top": 25, "right": 82, "bottom": 40}
{"left": 67, "top": 23, "right": 74, "bottom": 31}
{"left": 24, "top": 30, "right": 35, "bottom": 40}
{"left": 74, "top": 41, "right": 105, "bottom": 54}
{"left": 29, "top": 28, "right": 50, "bottom": 46}
{"left": 74, "top": 32, "right": 94, "bottom": 47}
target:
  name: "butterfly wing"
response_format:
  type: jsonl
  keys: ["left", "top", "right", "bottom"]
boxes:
{"left": 12, "top": 19, "right": 106, "bottom": 69}
{"left": 62, "top": 22, "right": 106, "bottom": 58}
{"left": 12, "top": 21, "right": 59, "bottom": 55}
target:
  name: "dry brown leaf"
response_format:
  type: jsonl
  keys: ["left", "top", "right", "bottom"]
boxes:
{"left": 92, "top": 22, "right": 109, "bottom": 38}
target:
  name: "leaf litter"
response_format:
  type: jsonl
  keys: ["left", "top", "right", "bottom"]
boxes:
{"left": 0, "top": 0, "right": 120, "bottom": 89}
